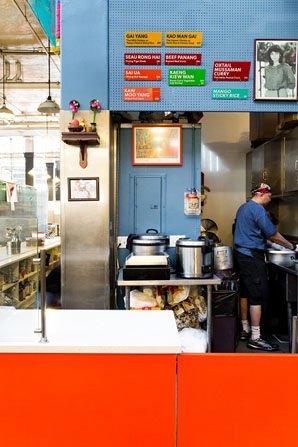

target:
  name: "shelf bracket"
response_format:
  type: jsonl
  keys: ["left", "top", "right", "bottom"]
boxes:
{"left": 79, "top": 142, "right": 88, "bottom": 169}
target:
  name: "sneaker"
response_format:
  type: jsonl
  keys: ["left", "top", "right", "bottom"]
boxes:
{"left": 240, "top": 330, "right": 250, "bottom": 341}
{"left": 247, "top": 338, "right": 279, "bottom": 351}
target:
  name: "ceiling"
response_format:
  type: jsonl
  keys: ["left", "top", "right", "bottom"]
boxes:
{"left": 0, "top": 0, "right": 60, "bottom": 133}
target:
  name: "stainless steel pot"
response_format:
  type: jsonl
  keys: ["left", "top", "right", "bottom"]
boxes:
{"left": 266, "top": 249, "right": 295, "bottom": 267}
{"left": 176, "top": 237, "right": 213, "bottom": 278}
{"left": 213, "top": 246, "right": 233, "bottom": 270}
{"left": 132, "top": 229, "right": 169, "bottom": 256}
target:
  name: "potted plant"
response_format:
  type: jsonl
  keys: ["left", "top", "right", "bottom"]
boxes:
{"left": 68, "top": 99, "right": 83, "bottom": 131}
{"left": 89, "top": 99, "right": 101, "bottom": 131}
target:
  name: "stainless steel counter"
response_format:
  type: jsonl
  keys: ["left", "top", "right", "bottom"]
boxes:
{"left": 117, "top": 268, "right": 221, "bottom": 352}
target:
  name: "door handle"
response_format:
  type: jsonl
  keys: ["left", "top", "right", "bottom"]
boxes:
{"left": 295, "top": 160, "right": 298, "bottom": 171}
{"left": 150, "top": 204, "right": 158, "bottom": 209}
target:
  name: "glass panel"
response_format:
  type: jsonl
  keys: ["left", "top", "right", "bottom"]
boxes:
{"left": 0, "top": 182, "right": 40, "bottom": 343}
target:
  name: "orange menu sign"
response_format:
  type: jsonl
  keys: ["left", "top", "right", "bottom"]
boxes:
{"left": 165, "top": 32, "right": 203, "bottom": 47}
{"left": 125, "top": 32, "right": 162, "bottom": 47}
{"left": 123, "top": 87, "right": 161, "bottom": 101}
{"left": 124, "top": 69, "right": 162, "bottom": 81}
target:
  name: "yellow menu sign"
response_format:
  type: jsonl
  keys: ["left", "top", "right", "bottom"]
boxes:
{"left": 125, "top": 32, "right": 162, "bottom": 47}
{"left": 165, "top": 32, "right": 203, "bottom": 47}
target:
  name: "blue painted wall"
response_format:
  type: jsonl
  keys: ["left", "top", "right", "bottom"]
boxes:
{"left": 109, "top": 0, "right": 298, "bottom": 112}
{"left": 61, "top": 0, "right": 109, "bottom": 110}
{"left": 61, "top": 0, "right": 298, "bottom": 112}
{"left": 118, "top": 126, "right": 201, "bottom": 238}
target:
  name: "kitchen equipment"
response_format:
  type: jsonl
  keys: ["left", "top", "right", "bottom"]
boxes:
{"left": 123, "top": 253, "right": 170, "bottom": 280}
{"left": 130, "top": 229, "right": 169, "bottom": 256}
{"left": 176, "top": 237, "right": 213, "bottom": 279}
{"left": 213, "top": 246, "right": 233, "bottom": 270}
{"left": 201, "top": 219, "right": 218, "bottom": 234}
{"left": 266, "top": 249, "right": 295, "bottom": 267}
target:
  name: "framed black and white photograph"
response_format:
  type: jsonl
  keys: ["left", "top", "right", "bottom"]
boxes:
{"left": 68, "top": 177, "right": 99, "bottom": 201}
{"left": 254, "top": 39, "right": 298, "bottom": 101}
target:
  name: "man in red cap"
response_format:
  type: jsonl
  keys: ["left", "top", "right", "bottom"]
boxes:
{"left": 234, "top": 183, "right": 294, "bottom": 351}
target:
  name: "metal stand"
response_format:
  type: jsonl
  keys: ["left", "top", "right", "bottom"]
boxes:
{"left": 33, "top": 250, "right": 48, "bottom": 342}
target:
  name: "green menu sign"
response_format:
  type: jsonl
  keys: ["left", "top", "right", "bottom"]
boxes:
{"left": 168, "top": 69, "right": 206, "bottom": 86}
{"left": 212, "top": 88, "right": 248, "bottom": 100}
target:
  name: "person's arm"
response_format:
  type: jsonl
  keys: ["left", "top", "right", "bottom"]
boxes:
{"left": 268, "top": 232, "right": 294, "bottom": 250}
{"left": 283, "top": 63, "right": 296, "bottom": 89}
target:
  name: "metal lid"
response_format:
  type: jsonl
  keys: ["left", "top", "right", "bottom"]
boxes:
{"left": 176, "top": 238, "right": 206, "bottom": 247}
{"left": 132, "top": 239, "right": 166, "bottom": 246}
{"left": 137, "top": 229, "right": 169, "bottom": 242}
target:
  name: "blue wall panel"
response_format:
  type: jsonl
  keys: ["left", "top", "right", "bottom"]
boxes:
{"left": 118, "top": 127, "right": 201, "bottom": 238}
{"left": 109, "top": 0, "right": 298, "bottom": 112}
{"left": 61, "top": 0, "right": 109, "bottom": 110}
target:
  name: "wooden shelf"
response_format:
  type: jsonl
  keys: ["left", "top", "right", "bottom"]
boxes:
{"left": 16, "top": 291, "right": 37, "bottom": 309}
{"left": 61, "top": 131, "right": 100, "bottom": 146}
{"left": 61, "top": 132, "right": 100, "bottom": 169}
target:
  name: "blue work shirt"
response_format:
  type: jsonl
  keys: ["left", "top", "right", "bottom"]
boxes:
{"left": 234, "top": 200, "right": 276, "bottom": 257}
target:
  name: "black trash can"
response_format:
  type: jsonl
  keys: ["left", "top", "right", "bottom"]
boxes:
{"left": 212, "top": 278, "right": 239, "bottom": 352}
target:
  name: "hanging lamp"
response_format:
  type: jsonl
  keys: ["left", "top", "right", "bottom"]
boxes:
{"left": 37, "top": 39, "right": 60, "bottom": 114}
{"left": 0, "top": 52, "right": 14, "bottom": 121}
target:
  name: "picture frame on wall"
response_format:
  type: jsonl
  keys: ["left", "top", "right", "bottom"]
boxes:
{"left": 254, "top": 39, "right": 298, "bottom": 101}
{"left": 68, "top": 177, "right": 99, "bottom": 201}
{"left": 132, "top": 125, "right": 182, "bottom": 166}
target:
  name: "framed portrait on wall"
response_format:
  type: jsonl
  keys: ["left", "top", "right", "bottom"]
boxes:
{"left": 68, "top": 177, "right": 99, "bottom": 201}
{"left": 254, "top": 39, "right": 298, "bottom": 101}
{"left": 132, "top": 125, "right": 182, "bottom": 166}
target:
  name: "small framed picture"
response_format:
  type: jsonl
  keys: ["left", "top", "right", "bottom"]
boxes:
{"left": 254, "top": 39, "right": 298, "bottom": 101}
{"left": 68, "top": 177, "right": 99, "bottom": 201}
{"left": 132, "top": 125, "right": 182, "bottom": 166}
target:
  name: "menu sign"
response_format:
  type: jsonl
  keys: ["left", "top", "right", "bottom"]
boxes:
{"left": 124, "top": 53, "right": 161, "bottom": 65}
{"left": 123, "top": 87, "right": 161, "bottom": 101}
{"left": 165, "top": 53, "right": 202, "bottom": 66}
{"left": 212, "top": 88, "right": 249, "bottom": 100}
{"left": 124, "top": 69, "right": 161, "bottom": 81}
{"left": 165, "top": 32, "right": 202, "bottom": 47}
{"left": 213, "top": 62, "right": 251, "bottom": 81}
{"left": 168, "top": 69, "right": 206, "bottom": 86}
{"left": 125, "top": 32, "right": 162, "bottom": 47}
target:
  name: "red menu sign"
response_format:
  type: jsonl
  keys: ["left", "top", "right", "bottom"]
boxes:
{"left": 213, "top": 61, "right": 251, "bottom": 81}
{"left": 124, "top": 69, "right": 161, "bottom": 81}
{"left": 165, "top": 53, "right": 202, "bottom": 66}
{"left": 124, "top": 53, "right": 161, "bottom": 65}
{"left": 123, "top": 87, "right": 161, "bottom": 101}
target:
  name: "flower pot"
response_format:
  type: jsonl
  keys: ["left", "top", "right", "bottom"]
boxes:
{"left": 90, "top": 122, "right": 97, "bottom": 132}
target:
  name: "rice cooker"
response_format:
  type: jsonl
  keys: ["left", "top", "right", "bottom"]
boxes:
{"left": 130, "top": 229, "right": 169, "bottom": 256}
{"left": 176, "top": 237, "right": 213, "bottom": 279}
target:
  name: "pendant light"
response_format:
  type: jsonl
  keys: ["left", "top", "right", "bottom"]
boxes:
{"left": 37, "top": 39, "right": 60, "bottom": 114}
{"left": 0, "top": 53, "right": 14, "bottom": 122}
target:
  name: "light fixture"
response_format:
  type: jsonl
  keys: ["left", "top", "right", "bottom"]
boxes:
{"left": 0, "top": 52, "right": 14, "bottom": 122}
{"left": 37, "top": 39, "right": 60, "bottom": 114}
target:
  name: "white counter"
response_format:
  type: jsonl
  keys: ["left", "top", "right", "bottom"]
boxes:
{"left": 0, "top": 237, "right": 61, "bottom": 268}
{"left": 0, "top": 308, "right": 181, "bottom": 354}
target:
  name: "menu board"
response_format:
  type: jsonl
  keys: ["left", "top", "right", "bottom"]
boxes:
{"left": 165, "top": 32, "right": 202, "bottom": 47}
{"left": 212, "top": 88, "right": 248, "bottom": 99}
{"left": 168, "top": 69, "right": 205, "bottom": 86}
{"left": 125, "top": 32, "right": 162, "bottom": 47}
{"left": 165, "top": 53, "right": 202, "bottom": 66}
{"left": 124, "top": 69, "right": 162, "bottom": 81}
{"left": 124, "top": 53, "right": 161, "bottom": 65}
{"left": 123, "top": 87, "right": 161, "bottom": 101}
{"left": 213, "top": 62, "right": 251, "bottom": 81}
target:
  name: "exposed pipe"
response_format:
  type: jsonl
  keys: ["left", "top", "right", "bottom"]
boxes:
{"left": 11, "top": 0, "right": 60, "bottom": 72}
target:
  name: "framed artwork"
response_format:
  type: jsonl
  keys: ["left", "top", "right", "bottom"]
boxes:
{"left": 254, "top": 39, "right": 298, "bottom": 101}
{"left": 68, "top": 177, "right": 99, "bottom": 201}
{"left": 132, "top": 125, "right": 182, "bottom": 166}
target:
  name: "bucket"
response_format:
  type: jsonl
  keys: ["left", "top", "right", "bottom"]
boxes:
{"left": 213, "top": 246, "right": 233, "bottom": 270}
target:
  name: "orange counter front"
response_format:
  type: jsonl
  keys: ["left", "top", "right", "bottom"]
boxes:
{"left": 1, "top": 310, "right": 298, "bottom": 447}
